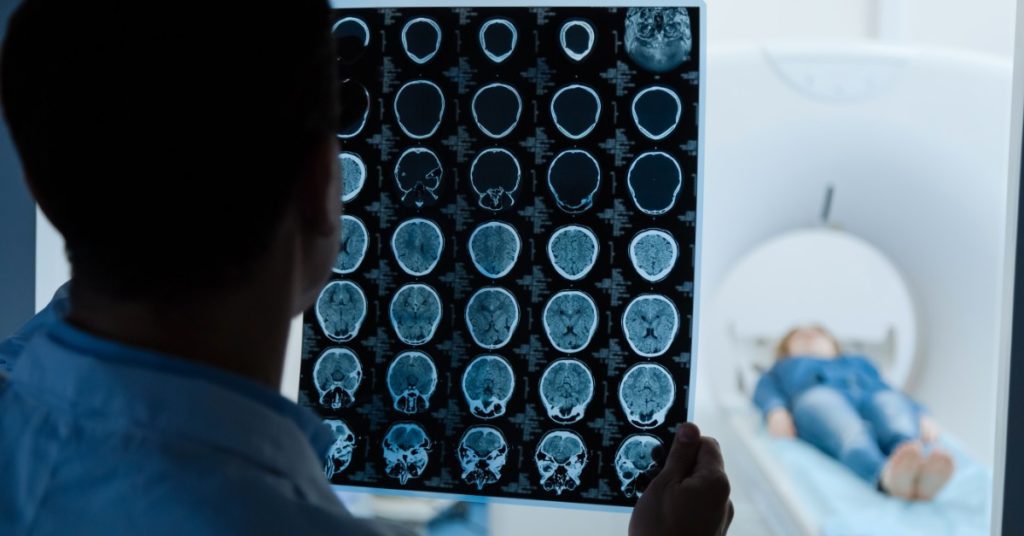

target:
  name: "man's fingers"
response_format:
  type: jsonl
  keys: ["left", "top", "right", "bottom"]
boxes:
{"left": 689, "top": 437, "right": 730, "bottom": 502}
{"left": 657, "top": 422, "right": 702, "bottom": 481}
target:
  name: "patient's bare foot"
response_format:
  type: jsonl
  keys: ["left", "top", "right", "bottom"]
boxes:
{"left": 880, "top": 442, "right": 924, "bottom": 500}
{"left": 915, "top": 449, "right": 954, "bottom": 501}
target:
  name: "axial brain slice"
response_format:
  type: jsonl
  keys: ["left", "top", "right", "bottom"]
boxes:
{"left": 547, "top": 225, "right": 599, "bottom": 281}
{"left": 470, "top": 148, "right": 520, "bottom": 212}
{"left": 382, "top": 422, "right": 431, "bottom": 485}
{"left": 332, "top": 17, "right": 369, "bottom": 65}
{"left": 628, "top": 151, "right": 683, "bottom": 216}
{"left": 614, "top": 434, "right": 664, "bottom": 498}
{"left": 313, "top": 348, "right": 363, "bottom": 410}
{"left": 629, "top": 229, "right": 678, "bottom": 282}
{"left": 337, "top": 80, "right": 370, "bottom": 139}
{"left": 469, "top": 221, "right": 521, "bottom": 279}
{"left": 387, "top": 351, "right": 438, "bottom": 414}
{"left": 560, "top": 20, "right": 595, "bottom": 62}
{"left": 547, "top": 150, "right": 600, "bottom": 213}
{"left": 323, "top": 419, "right": 357, "bottom": 479}
{"left": 622, "top": 294, "right": 679, "bottom": 357}
{"left": 338, "top": 152, "right": 366, "bottom": 203}
{"left": 624, "top": 7, "right": 693, "bottom": 73}
{"left": 315, "top": 280, "right": 366, "bottom": 342}
{"left": 632, "top": 86, "right": 682, "bottom": 140}
{"left": 402, "top": 17, "right": 441, "bottom": 64}
{"left": 394, "top": 147, "right": 443, "bottom": 208}
{"left": 543, "top": 291, "right": 598, "bottom": 353}
{"left": 534, "top": 430, "right": 588, "bottom": 495}
{"left": 618, "top": 363, "right": 675, "bottom": 429}
{"left": 334, "top": 215, "right": 368, "bottom": 275}
{"left": 390, "top": 284, "right": 442, "bottom": 346}
{"left": 550, "top": 84, "right": 601, "bottom": 140}
{"left": 394, "top": 80, "right": 445, "bottom": 139}
{"left": 479, "top": 19, "right": 518, "bottom": 63}
{"left": 540, "top": 359, "right": 594, "bottom": 424}
{"left": 461, "top": 355, "right": 515, "bottom": 419}
{"left": 391, "top": 218, "right": 444, "bottom": 276}
{"left": 458, "top": 426, "right": 510, "bottom": 490}
{"left": 465, "top": 287, "right": 519, "bottom": 349}
{"left": 472, "top": 83, "right": 522, "bottom": 139}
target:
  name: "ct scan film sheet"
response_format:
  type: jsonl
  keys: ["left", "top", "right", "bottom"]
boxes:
{"left": 299, "top": 2, "right": 704, "bottom": 509}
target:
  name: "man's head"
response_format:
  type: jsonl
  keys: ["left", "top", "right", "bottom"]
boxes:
{"left": 1, "top": 0, "right": 341, "bottom": 312}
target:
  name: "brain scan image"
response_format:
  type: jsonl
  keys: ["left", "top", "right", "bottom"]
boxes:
{"left": 624, "top": 7, "right": 693, "bottom": 73}
{"left": 470, "top": 148, "right": 520, "bottom": 212}
{"left": 547, "top": 149, "right": 601, "bottom": 213}
{"left": 387, "top": 351, "right": 439, "bottom": 414}
{"left": 632, "top": 86, "right": 682, "bottom": 140}
{"left": 458, "top": 425, "right": 509, "bottom": 490}
{"left": 560, "top": 19, "right": 595, "bottom": 62}
{"left": 391, "top": 218, "right": 445, "bottom": 276}
{"left": 402, "top": 17, "right": 441, "bottom": 64}
{"left": 471, "top": 83, "right": 522, "bottom": 139}
{"left": 465, "top": 287, "right": 519, "bottom": 350}
{"left": 547, "top": 225, "right": 599, "bottom": 281}
{"left": 543, "top": 291, "right": 599, "bottom": 354}
{"left": 333, "top": 17, "right": 369, "bottom": 65}
{"left": 394, "top": 147, "right": 443, "bottom": 208}
{"left": 535, "top": 430, "right": 588, "bottom": 495}
{"left": 339, "top": 152, "right": 366, "bottom": 203}
{"left": 468, "top": 221, "right": 521, "bottom": 279}
{"left": 394, "top": 80, "right": 445, "bottom": 140}
{"left": 539, "top": 359, "right": 595, "bottom": 424}
{"left": 629, "top": 229, "right": 679, "bottom": 283}
{"left": 338, "top": 80, "right": 370, "bottom": 139}
{"left": 550, "top": 84, "right": 601, "bottom": 140}
{"left": 462, "top": 354, "right": 515, "bottom": 419}
{"left": 333, "top": 215, "right": 368, "bottom": 275}
{"left": 390, "top": 284, "right": 443, "bottom": 346}
{"left": 324, "top": 419, "right": 357, "bottom": 478}
{"left": 382, "top": 422, "right": 432, "bottom": 485}
{"left": 627, "top": 151, "right": 683, "bottom": 216}
{"left": 614, "top": 434, "right": 663, "bottom": 498}
{"left": 618, "top": 363, "right": 675, "bottom": 429}
{"left": 313, "top": 347, "right": 363, "bottom": 410}
{"left": 316, "top": 280, "right": 367, "bottom": 343}
{"left": 622, "top": 294, "right": 680, "bottom": 358}
{"left": 479, "top": 18, "right": 517, "bottom": 63}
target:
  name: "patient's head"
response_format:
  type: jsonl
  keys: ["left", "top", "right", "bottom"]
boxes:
{"left": 776, "top": 326, "right": 840, "bottom": 359}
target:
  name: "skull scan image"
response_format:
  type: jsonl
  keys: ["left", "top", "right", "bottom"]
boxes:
{"left": 560, "top": 19, "right": 595, "bottom": 62}
{"left": 535, "top": 430, "right": 588, "bottom": 495}
{"left": 614, "top": 434, "right": 664, "bottom": 498}
{"left": 479, "top": 18, "right": 517, "bottom": 63}
{"left": 465, "top": 287, "right": 520, "bottom": 350}
{"left": 632, "top": 86, "right": 682, "bottom": 141}
{"left": 323, "top": 419, "right": 357, "bottom": 479}
{"left": 382, "top": 422, "right": 432, "bottom": 485}
{"left": 622, "top": 294, "right": 680, "bottom": 358}
{"left": 624, "top": 7, "right": 693, "bottom": 73}
{"left": 539, "top": 359, "right": 595, "bottom": 424}
{"left": 629, "top": 229, "right": 679, "bottom": 283}
{"left": 618, "top": 363, "right": 676, "bottom": 429}
{"left": 543, "top": 291, "right": 599, "bottom": 354}
{"left": 468, "top": 221, "right": 521, "bottom": 279}
{"left": 458, "top": 425, "right": 510, "bottom": 490}
{"left": 386, "top": 351, "right": 439, "bottom": 414}
{"left": 390, "top": 284, "right": 443, "bottom": 346}
{"left": 547, "top": 225, "right": 599, "bottom": 281}
{"left": 401, "top": 17, "right": 441, "bottom": 64}
{"left": 470, "top": 148, "right": 521, "bottom": 212}
{"left": 332, "top": 17, "right": 369, "bottom": 65}
{"left": 462, "top": 355, "right": 515, "bottom": 419}
{"left": 550, "top": 84, "right": 601, "bottom": 140}
{"left": 313, "top": 347, "right": 363, "bottom": 410}
{"left": 471, "top": 83, "right": 522, "bottom": 139}
{"left": 333, "top": 215, "right": 368, "bottom": 275}
{"left": 627, "top": 151, "right": 683, "bottom": 216}
{"left": 547, "top": 149, "right": 601, "bottom": 213}
{"left": 338, "top": 80, "right": 370, "bottom": 139}
{"left": 394, "top": 147, "right": 443, "bottom": 208}
{"left": 391, "top": 218, "right": 444, "bottom": 277}
{"left": 394, "top": 80, "right": 445, "bottom": 140}
{"left": 339, "top": 152, "right": 366, "bottom": 203}
{"left": 315, "top": 280, "right": 367, "bottom": 343}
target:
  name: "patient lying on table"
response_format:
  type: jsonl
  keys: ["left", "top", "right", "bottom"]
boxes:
{"left": 753, "top": 326, "right": 954, "bottom": 501}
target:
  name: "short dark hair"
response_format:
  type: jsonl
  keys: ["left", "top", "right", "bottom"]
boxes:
{"left": 1, "top": 0, "right": 338, "bottom": 300}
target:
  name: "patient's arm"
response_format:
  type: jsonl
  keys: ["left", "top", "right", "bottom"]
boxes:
{"left": 766, "top": 408, "right": 796, "bottom": 438}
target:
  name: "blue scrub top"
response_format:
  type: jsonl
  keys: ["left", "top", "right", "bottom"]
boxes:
{"left": 0, "top": 287, "right": 409, "bottom": 536}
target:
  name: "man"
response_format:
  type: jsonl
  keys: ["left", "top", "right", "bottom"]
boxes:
{"left": 0, "top": 1, "right": 733, "bottom": 534}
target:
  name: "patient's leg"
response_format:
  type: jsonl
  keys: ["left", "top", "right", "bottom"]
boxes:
{"left": 859, "top": 390, "right": 920, "bottom": 455}
{"left": 791, "top": 386, "right": 888, "bottom": 484}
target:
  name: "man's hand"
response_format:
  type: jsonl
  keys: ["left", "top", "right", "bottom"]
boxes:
{"left": 766, "top": 408, "right": 796, "bottom": 438}
{"left": 629, "top": 423, "right": 734, "bottom": 536}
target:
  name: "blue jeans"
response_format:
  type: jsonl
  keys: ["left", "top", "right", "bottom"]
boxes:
{"left": 791, "top": 386, "right": 921, "bottom": 484}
